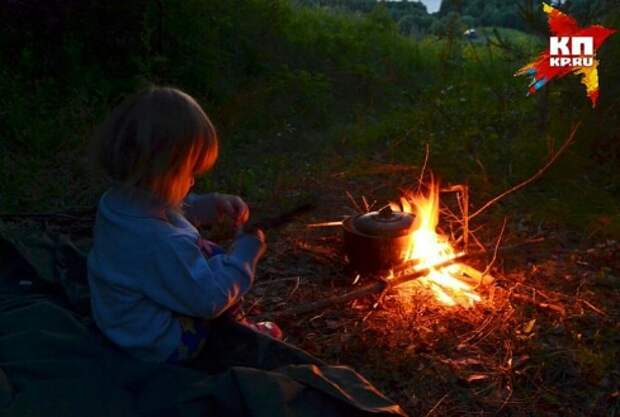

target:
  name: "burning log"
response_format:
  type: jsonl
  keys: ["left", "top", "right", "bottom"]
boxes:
{"left": 265, "top": 239, "right": 543, "bottom": 318}
{"left": 306, "top": 173, "right": 546, "bottom": 308}
{"left": 304, "top": 122, "right": 578, "bottom": 310}
{"left": 458, "top": 264, "right": 495, "bottom": 286}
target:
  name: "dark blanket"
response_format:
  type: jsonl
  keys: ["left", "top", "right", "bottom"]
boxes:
{"left": 0, "top": 223, "right": 407, "bottom": 417}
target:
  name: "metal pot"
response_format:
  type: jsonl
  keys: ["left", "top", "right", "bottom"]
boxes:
{"left": 343, "top": 206, "right": 414, "bottom": 273}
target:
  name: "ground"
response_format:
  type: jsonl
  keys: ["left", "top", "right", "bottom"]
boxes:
{"left": 241, "top": 166, "right": 620, "bottom": 417}
{"left": 3, "top": 163, "right": 618, "bottom": 417}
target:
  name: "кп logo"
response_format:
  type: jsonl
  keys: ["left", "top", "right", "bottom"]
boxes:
{"left": 515, "top": 2, "right": 616, "bottom": 108}
{"left": 550, "top": 36, "right": 593, "bottom": 67}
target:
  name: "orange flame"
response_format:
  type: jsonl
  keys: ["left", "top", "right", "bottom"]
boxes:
{"left": 396, "top": 181, "right": 481, "bottom": 307}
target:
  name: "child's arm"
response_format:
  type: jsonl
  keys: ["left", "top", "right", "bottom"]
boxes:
{"left": 145, "top": 232, "right": 264, "bottom": 318}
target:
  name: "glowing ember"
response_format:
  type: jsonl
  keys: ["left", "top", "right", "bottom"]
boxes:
{"left": 392, "top": 181, "right": 481, "bottom": 307}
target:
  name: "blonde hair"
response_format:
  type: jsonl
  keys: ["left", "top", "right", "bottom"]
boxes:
{"left": 93, "top": 86, "right": 218, "bottom": 207}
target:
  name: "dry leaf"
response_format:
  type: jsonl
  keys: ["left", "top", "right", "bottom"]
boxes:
{"left": 523, "top": 319, "right": 536, "bottom": 334}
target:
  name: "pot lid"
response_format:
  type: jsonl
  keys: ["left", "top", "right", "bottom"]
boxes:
{"left": 353, "top": 206, "right": 414, "bottom": 237}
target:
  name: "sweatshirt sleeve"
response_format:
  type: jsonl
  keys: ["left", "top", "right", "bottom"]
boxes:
{"left": 145, "top": 233, "right": 261, "bottom": 319}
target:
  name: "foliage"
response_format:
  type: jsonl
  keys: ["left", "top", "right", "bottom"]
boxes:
{"left": 1, "top": 0, "right": 620, "bottom": 237}
{"left": 2, "top": 4, "right": 620, "bottom": 417}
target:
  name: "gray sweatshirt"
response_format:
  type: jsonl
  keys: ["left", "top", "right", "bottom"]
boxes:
{"left": 87, "top": 187, "right": 261, "bottom": 362}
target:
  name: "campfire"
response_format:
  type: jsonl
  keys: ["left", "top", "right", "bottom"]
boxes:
{"left": 254, "top": 125, "right": 610, "bottom": 416}
{"left": 300, "top": 175, "right": 507, "bottom": 317}
{"left": 389, "top": 180, "right": 483, "bottom": 307}
{"left": 298, "top": 124, "right": 581, "bottom": 317}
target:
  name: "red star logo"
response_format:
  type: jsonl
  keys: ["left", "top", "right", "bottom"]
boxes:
{"left": 515, "top": 2, "right": 616, "bottom": 108}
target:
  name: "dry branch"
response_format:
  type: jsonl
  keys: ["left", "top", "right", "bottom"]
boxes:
{"left": 266, "top": 239, "right": 544, "bottom": 317}
{"left": 391, "top": 239, "right": 541, "bottom": 275}
{"left": 480, "top": 216, "right": 507, "bottom": 280}
{"left": 416, "top": 143, "right": 430, "bottom": 193}
{"left": 306, "top": 221, "right": 344, "bottom": 228}
{"left": 469, "top": 122, "right": 581, "bottom": 221}
{"left": 254, "top": 203, "right": 315, "bottom": 230}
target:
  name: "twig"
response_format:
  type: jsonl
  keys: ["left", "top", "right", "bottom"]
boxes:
{"left": 510, "top": 293, "right": 566, "bottom": 316}
{"left": 424, "top": 392, "right": 448, "bottom": 417}
{"left": 442, "top": 184, "right": 469, "bottom": 251}
{"left": 480, "top": 216, "right": 508, "bottom": 282}
{"left": 440, "top": 205, "right": 461, "bottom": 223}
{"left": 238, "top": 297, "right": 262, "bottom": 320}
{"left": 362, "top": 277, "right": 391, "bottom": 322}
{"left": 361, "top": 195, "right": 370, "bottom": 213}
{"left": 417, "top": 143, "right": 430, "bottom": 193}
{"left": 267, "top": 280, "right": 386, "bottom": 318}
{"left": 306, "top": 221, "right": 344, "bottom": 228}
{"left": 469, "top": 122, "right": 581, "bottom": 220}
{"left": 393, "top": 239, "right": 541, "bottom": 275}
{"left": 462, "top": 185, "right": 469, "bottom": 251}
{"left": 579, "top": 298, "right": 607, "bottom": 316}
{"left": 345, "top": 191, "right": 364, "bottom": 214}
{"left": 286, "top": 276, "right": 301, "bottom": 299}
{"left": 470, "top": 230, "right": 487, "bottom": 252}
{"left": 495, "top": 384, "right": 514, "bottom": 416}
{"left": 254, "top": 276, "right": 305, "bottom": 287}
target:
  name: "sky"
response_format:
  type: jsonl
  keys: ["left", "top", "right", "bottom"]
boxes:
{"left": 419, "top": 0, "right": 441, "bottom": 13}
{"left": 381, "top": 0, "right": 441, "bottom": 14}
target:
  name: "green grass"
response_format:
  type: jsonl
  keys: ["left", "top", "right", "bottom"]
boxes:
{"left": 478, "top": 26, "right": 542, "bottom": 45}
{"left": 1, "top": 0, "right": 620, "bottom": 238}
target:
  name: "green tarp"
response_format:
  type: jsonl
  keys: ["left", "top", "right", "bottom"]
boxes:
{"left": 0, "top": 224, "right": 407, "bottom": 417}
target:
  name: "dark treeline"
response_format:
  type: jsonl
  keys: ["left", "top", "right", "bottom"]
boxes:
{"left": 296, "top": 0, "right": 616, "bottom": 35}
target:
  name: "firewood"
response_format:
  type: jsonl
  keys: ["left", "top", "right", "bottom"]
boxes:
{"left": 392, "top": 239, "right": 542, "bottom": 275}
{"left": 458, "top": 264, "right": 495, "bottom": 286}
{"left": 264, "top": 239, "right": 544, "bottom": 318}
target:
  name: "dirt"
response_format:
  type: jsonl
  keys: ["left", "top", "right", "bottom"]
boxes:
{"left": 4, "top": 164, "right": 619, "bottom": 416}
{"left": 245, "top": 166, "right": 620, "bottom": 417}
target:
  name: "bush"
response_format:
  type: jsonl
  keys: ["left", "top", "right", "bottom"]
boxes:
{"left": 1, "top": 0, "right": 619, "bottom": 237}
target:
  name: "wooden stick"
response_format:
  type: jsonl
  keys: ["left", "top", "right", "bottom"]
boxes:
{"left": 263, "top": 262, "right": 450, "bottom": 318}
{"left": 253, "top": 203, "right": 315, "bottom": 230}
{"left": 469, "top": 122, "right": 581, "bottom": 221}
{"left": 416, "top": 143, "right": 430, "bottom": 193}
{"left": 306, "top": 221, "right": 344, "bottom": 228}
{"left": 392, "top": 238, "right": 542, "bottom": 275}
{"left": 459, "top": 264, "right": 495, "bottom": 286}
{"left": 345, "top": 191, "right": 364, "bottom": 214}
{"left": 480, "top": 216, "right": 507, "bottom": 278}
{"left": 462, "top": 185, "right": 469, "bottom": 251}
{"left": 265, "top": 239, "right": 544, "bottom": 317}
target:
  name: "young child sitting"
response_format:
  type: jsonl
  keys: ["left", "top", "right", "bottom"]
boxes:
{"left": 88, "top": 86, "right": 281, "bottom": 364}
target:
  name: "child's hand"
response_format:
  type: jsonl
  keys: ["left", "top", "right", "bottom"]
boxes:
{"left": 232, "top": 224, "right": 267, "bottom": 264}
{"left": 239, "top": 223, "right": 266, "bottom": 244}
{"left": 215, "top": 194, "right": 250, "bottom": 226}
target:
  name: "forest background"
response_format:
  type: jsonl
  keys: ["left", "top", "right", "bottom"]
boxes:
{"left": 1, "top": 0, "right": 619, "bottom": 238}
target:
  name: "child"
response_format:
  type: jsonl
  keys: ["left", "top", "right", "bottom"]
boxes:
{"left": 88, "top": 86, "right": 280, "bottom": 364}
